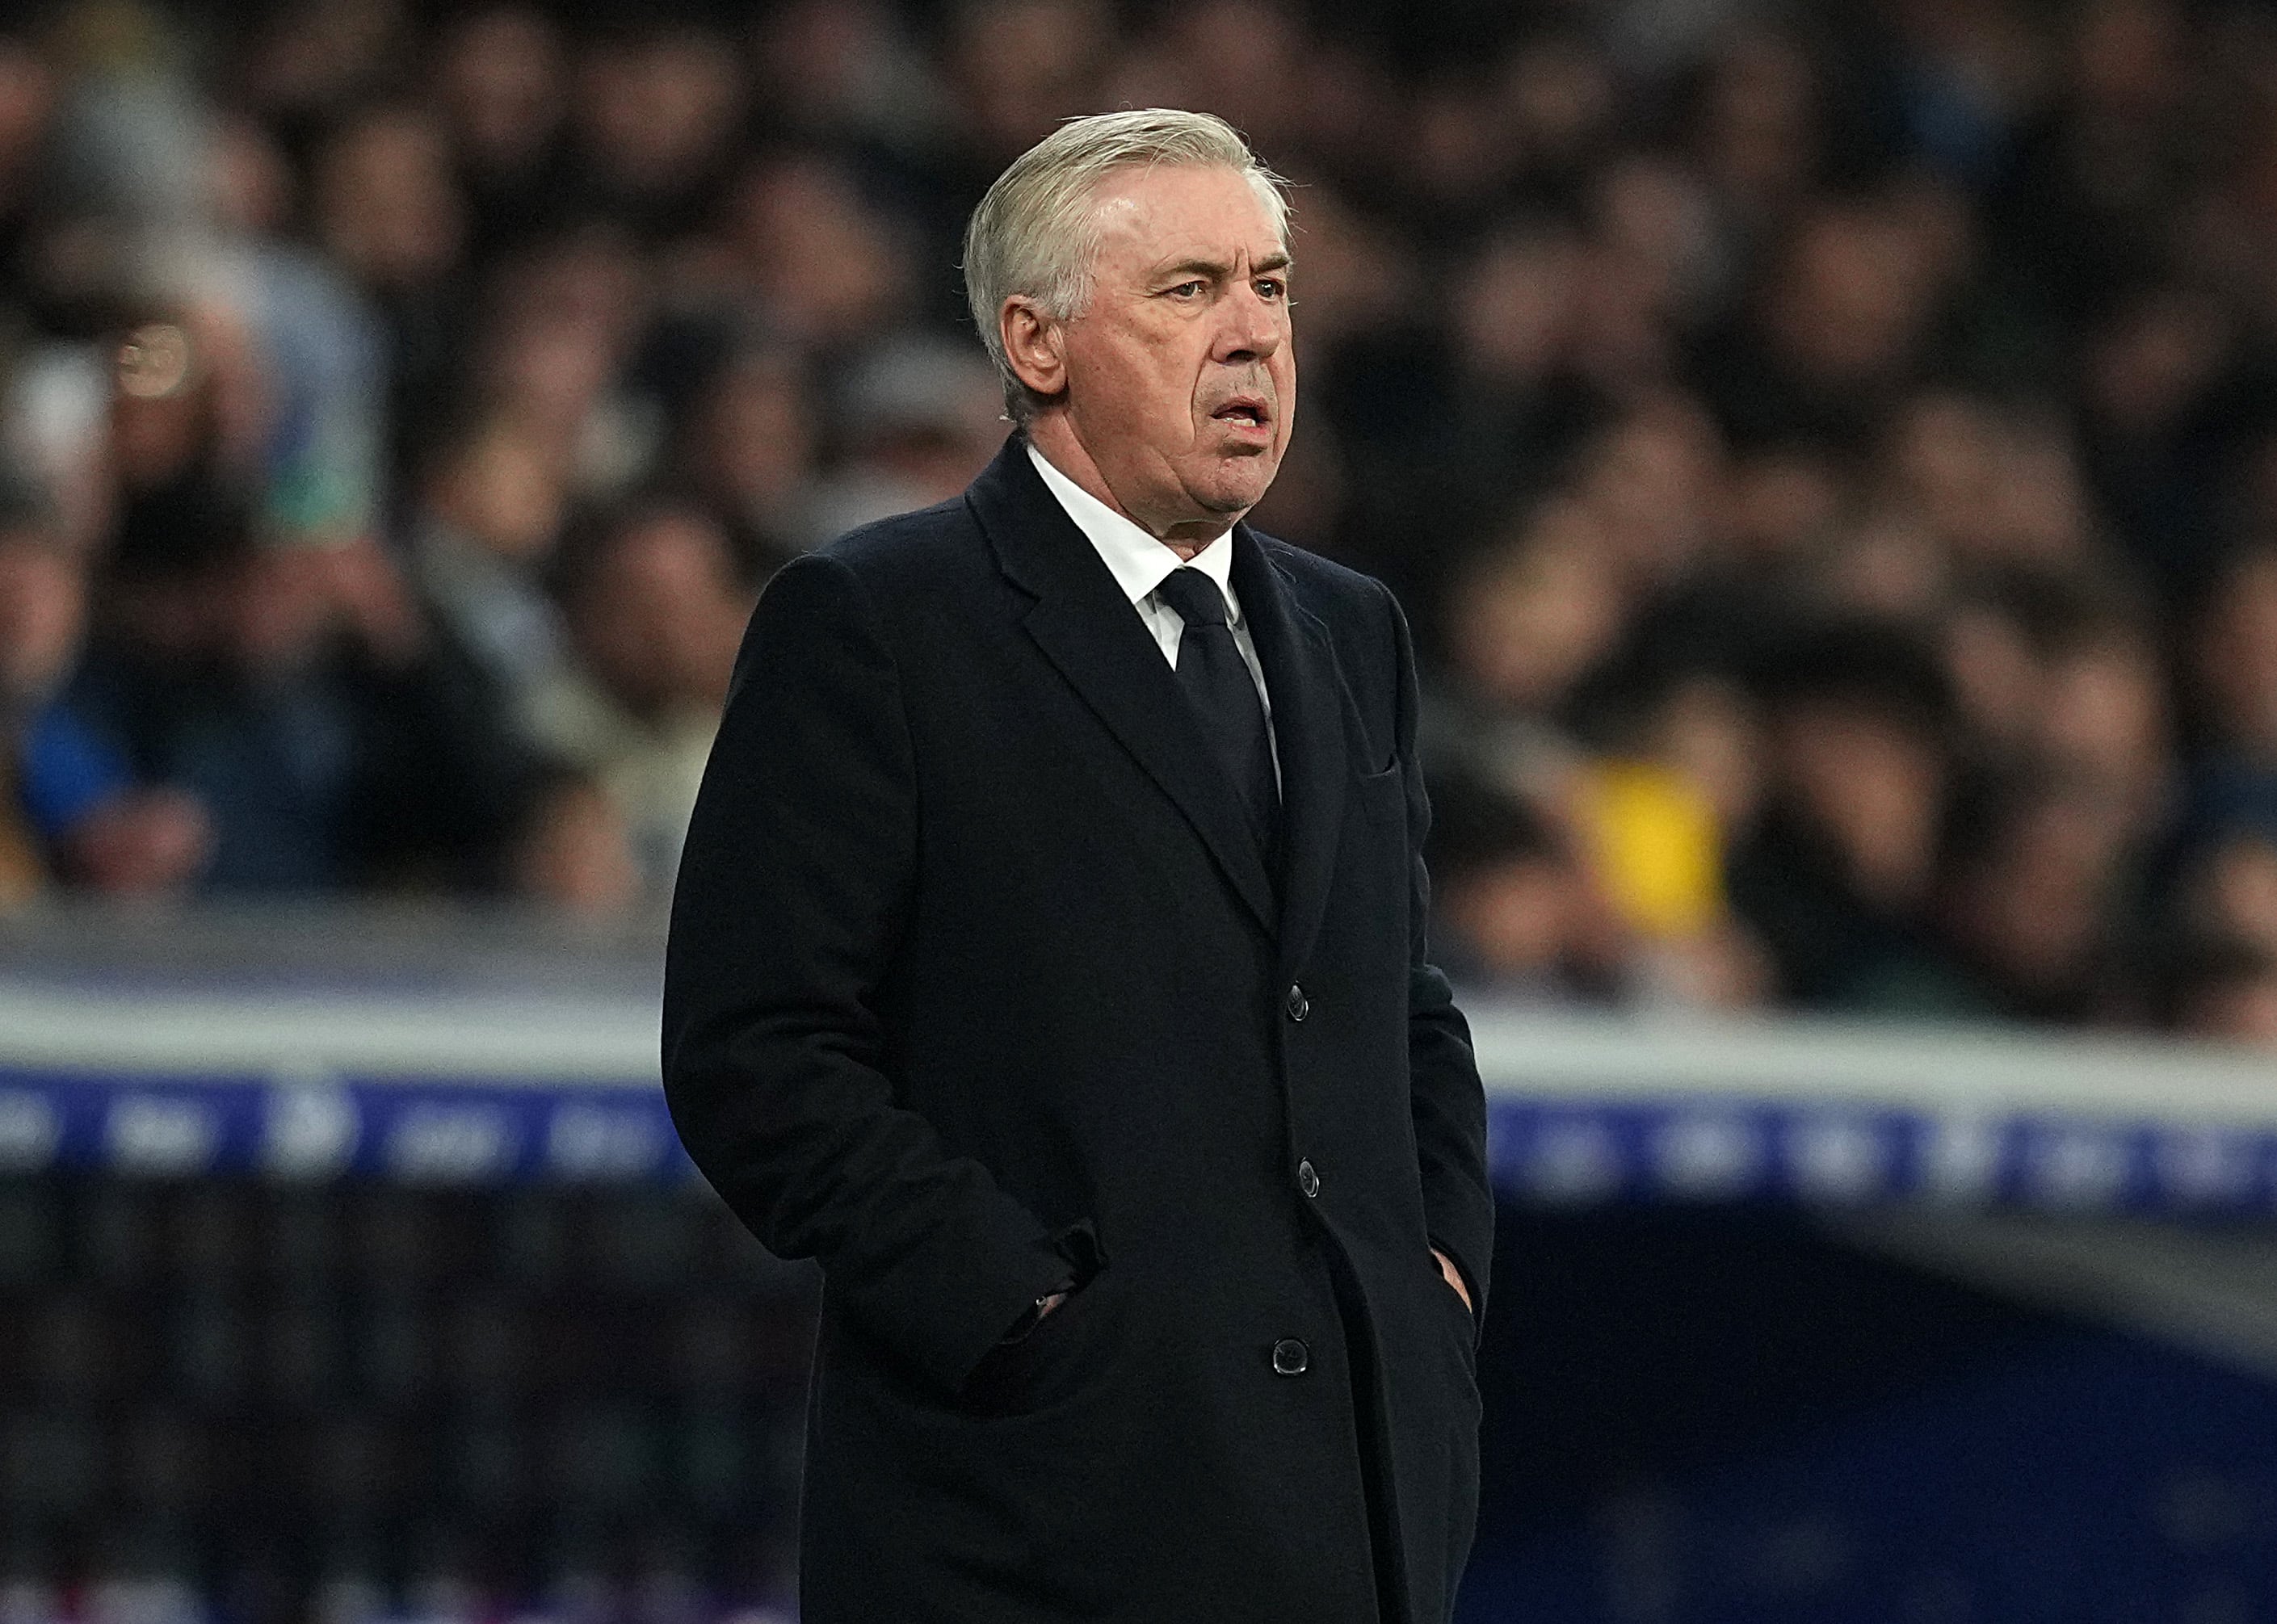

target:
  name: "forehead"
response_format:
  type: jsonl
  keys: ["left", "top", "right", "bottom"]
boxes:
{"left": 1083, "top": 163, "right": 1284, "bottom": 273}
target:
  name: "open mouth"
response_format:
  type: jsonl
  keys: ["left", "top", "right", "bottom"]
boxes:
{"left": 1212, "top": 398, "right": 1271, "bottom": 432}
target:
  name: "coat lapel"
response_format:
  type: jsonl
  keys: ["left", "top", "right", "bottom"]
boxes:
{"left": 968, "top": 438, "right": 1278, "bottom": 934}
{"left": 1231, "top": 524, "right": 1349, "bottom": 976}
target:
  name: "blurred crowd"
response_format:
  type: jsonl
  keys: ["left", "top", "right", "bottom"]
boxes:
{"left": 3, "top": 0, "right": 2277, "bottom": 1042}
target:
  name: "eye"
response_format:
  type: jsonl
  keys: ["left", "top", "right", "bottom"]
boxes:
{"left": 1256, "top": 277, "right": 1287, "bottom": 302}
{"left": 1165, "top": 280, "right": 1206, "bottom": 299}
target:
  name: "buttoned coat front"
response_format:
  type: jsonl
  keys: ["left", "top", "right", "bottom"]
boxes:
{"left": 662, "top": 436, "right": 1493, "bottom": 1623}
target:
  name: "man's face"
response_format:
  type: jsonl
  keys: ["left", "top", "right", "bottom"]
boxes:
{"left": 1046, "top": 163, "right": 1295, "bottom": 538}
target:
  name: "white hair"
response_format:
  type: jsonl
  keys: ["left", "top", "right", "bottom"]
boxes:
{"left": 961, "top": 108, "right": 1292, "bottom": 422}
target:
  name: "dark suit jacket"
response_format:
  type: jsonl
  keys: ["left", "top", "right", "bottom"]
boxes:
{"left": 662, "top": 435, "right": 1493, "bottom": 1623}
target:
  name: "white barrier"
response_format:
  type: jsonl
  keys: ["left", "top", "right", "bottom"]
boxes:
{"left": 1, "top": 909, "right": 2271, "bottom": 1202}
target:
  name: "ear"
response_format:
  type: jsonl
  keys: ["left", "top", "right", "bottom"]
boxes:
{"left": 1000, "top": 297, "right": 1068, "bottom": 404}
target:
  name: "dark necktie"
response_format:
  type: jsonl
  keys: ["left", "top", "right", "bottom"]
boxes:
{"left": 1153, "top": 566, "right": 1279, "bottom": 851}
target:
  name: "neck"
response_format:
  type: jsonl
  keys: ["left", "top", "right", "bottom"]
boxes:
{"left": 1026, "top": 414, "right": 1237, "bottom": 560}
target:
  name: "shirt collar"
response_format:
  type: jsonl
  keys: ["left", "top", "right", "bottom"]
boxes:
{"left": 1027, "top": 441, "right": 1239, "bottom": 619}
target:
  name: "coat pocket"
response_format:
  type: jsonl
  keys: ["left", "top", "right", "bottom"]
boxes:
{"left": 960, "top": 1263, "right": 1116, "bottom": 1418}
{"left": 1430, "top": 1264, "right": 1484, "bottom": 1605}
{"left": 1353, "top": 762, "right": 1405, "bottom": 825}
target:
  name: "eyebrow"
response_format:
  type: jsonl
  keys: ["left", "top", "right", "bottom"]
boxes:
{"left": 1153, "top": 251, "right": 1293, "bottom": 284}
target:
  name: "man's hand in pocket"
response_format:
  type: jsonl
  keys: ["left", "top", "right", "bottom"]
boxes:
{"left": 1432, "top": 1248, "right": 1472, "bottom": 1314}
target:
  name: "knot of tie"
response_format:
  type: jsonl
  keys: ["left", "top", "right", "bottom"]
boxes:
{"left": 1155, "top": 567, "right": 1229, "bottom": 630}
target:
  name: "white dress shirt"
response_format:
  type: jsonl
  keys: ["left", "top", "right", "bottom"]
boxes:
{"left": 1027, "top": 442, "right": 1280, "bottom": 785}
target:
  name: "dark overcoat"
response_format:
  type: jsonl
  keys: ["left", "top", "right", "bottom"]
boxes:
{"left": 662, "top": 435, "right": 1493, "bottom": 1623}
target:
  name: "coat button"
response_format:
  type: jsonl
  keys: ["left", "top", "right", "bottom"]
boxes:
{"left": 1297, "top": 1158, "right": 1319, "bottom": 1198}
{"left": 1284, "top": 984, "right": 1309, "bottom": 1022}
{"left": 1271, "top": 1337, "right": 1309, "bottom": 1376}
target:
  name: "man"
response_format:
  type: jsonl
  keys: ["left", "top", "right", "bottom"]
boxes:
{"left": 662, "top": 109, "right": 1492, "bottom": 1622}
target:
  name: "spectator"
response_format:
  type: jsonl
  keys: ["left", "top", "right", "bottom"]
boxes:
{"left": 1424, "top": 765, "right": 1619, "bottom": 1003}
{"left": 533, "top": 501, "right": 750, "bottom": 898}
{"left": 2163, "top": 937, "right": 2277, "bottom": 1049}
{"left": 671, "top": 337, "right": 818, "bottom": 579}
{"left": 0, "top": 496, "right": 209, "bottom": 903}
{"left": 431, "top": 4, "right": 573, "bottom": 258}
{"left": 404, "top": 409, "right": 571, "bottom": 742}
{"left": 311, "top": 102, "right": 473, "bottom": 484}
{"left": 1434, "top": 500, "right": 1625, "bottom": 790}
{"left": 1933, "top": 770, "right": 2139, "bottom": 1023}
{"left": 474, "top": 222, "right": 656, "bottom": 497}
{"left": 0, "top": 29, "right": 57, "bottom": 279}
{"left": 1694, "top": 191, "right": 1959, "bottom": 451}
{"left": 72, "top": 495, "right": 527, "bottom": 894}
{"left": 567, "top": 19, "right": 744, "bottom": 245}
{"left": 698, "top": 149, "right": 914, "bottom": 351}
{"left": 792, "top": 333, "right": 1005, "bottom": 548}
{"left": 507, "top": 764, "right": 641, "bottom": 917}
{"left": 1725, "top": 619, "right": 1963, "bottom": 1009}
{"left": 2177, "top": 830, "right": 2277, "bottom": 959}
{"left": 754, "top": 0, "right": 943, "bottom": 154}
{"left": 943, "top": 0, "right": 1107, "bottom": 171}
{"left": 2185, "top": 548, "right": 2277, "bottom": 842}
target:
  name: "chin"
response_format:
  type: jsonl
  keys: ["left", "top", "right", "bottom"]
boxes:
{"left": 1195, "top": 456, "right": 1280, "bottom": 518}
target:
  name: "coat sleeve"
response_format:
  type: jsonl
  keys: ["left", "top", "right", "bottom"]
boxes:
{"left": 662, "top": 551, "right": 1076, "bottom": 1396}
{"left": 1379, "top": 580, "right": 1495, "bottom": 1332}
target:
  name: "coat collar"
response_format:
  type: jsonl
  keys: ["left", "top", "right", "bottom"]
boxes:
{"left": 967, "top": 434, "right": 1348, "bottom": 958}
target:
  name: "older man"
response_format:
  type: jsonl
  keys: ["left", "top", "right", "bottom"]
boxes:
{"left": 663, "top": 109, "right": 1492, "bottom": 1623}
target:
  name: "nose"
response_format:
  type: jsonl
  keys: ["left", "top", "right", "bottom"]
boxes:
{"left": 1212, "top": 280, "right": 1284, "bottom": 366}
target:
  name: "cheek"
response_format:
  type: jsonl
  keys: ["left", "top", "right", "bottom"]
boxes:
{"left": 1123, "top": 342, "right": 1199, "bottom": 423}
{"left": 1268, "top": 409, "right": 1296, "bottom": 463}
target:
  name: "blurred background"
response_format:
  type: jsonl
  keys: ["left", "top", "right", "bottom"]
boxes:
{"left": 6, "top": 0, "right": 2277, "bottom": 1618}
